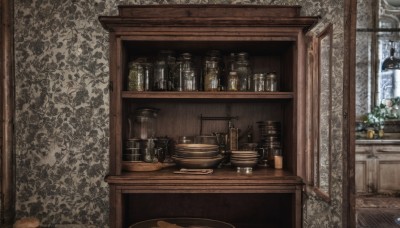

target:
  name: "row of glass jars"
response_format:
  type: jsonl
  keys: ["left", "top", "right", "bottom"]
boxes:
{"left": 127, "top": 50, "right": 279, "bottom": 92}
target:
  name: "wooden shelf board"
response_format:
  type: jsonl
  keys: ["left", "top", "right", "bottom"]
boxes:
{"left": 106, "top": 167, "right": 302, "bottom": 189}
{"left": 121, "top": 91, "right": 294, "bottom": 99}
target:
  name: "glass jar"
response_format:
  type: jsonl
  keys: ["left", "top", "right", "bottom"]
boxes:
{"left": 153, "top": 50, "right": 175, "bottom": 91}
{"left": 128, "top": 107, "right": 159, "bottom": 140}
{"left": 166, "top": 54, "right": 176, "bottom": 91}
{"left": 204, "top": 50, "right": 224, "bottom": 91}
{"left": 253, "top": 73, "right": 266, "bottom": 92}
{"left": 265, "top": 72, "right": 279, "bottom": 92}
{"left": 236, "top": 52, "right": 251, "bottom": 91}
{"left": 153, "top": 60, "right": 167, "bottom": 91}
{"left": 204, "top": 57, "right": 220, "bottom": 91}
{"left": 128, "top": 60, "right": 144, "bottom": 91}
{"left": 227, "top": 53, "right": 236, "bottom": 72}
{"left": 181, "top": 53, "right": 197, "bottom": 91}
{"left": 143, "top": 62, "right": 153, "bottom": 91}
{"left": 173, "top": 58, "right": 184, "bottom": 91}
{"left": 227, "top": 71, "right": 239, "bottom": 91}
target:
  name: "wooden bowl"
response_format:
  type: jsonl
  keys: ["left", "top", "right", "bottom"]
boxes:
{"left": 122, "top": 161, "right": 174, "bottom": 172}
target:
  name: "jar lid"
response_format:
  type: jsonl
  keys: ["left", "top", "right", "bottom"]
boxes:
{"left": 266, "top": 72, "right": 278, "bottom": 78}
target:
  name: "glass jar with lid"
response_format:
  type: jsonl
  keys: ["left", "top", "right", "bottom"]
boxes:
{"left": 153, "top": 50, "right": 175, "bottom": 91}
{"left": 128, "top": 107, "right": 159, "bottom": 140}
{"left": 265, "top": 72, "right": 279, "bottom": 92}
{"left": 253, "top": 73, "right": 266, "bottom": 92}
{"left": 128, "top": 60, "right": 144, "bottom": 91}
{"left": 235, "top": 52, "right": 251, "bottom": 91}
{"left": 204, "top": 56, "right": 220, "bottom": 91}
{"left": 128, "top": 58, "right": 152, "bottom": 92}
{"left": 227, "top": 71, "right": 239, "bottom": 91}
{"left": 181, "top": 53, "right": 197, "bottom": 91}
{"left": 202, "top": 50, "right": 224, "bottom": 91}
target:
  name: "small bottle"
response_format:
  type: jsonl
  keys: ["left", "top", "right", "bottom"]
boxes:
{"left": 143, "top": 62, "right": 153, "bottom": 91}
{"left": 228, "top": 121, "right": 239, "bottom": 151}
{"left": 174, "top": 57, "right": 184, "bottom": 91}
{"left": 246, "top": 125, "right": 253, "bottom": 143}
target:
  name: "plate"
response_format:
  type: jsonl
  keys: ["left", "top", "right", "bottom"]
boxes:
{"left": 129, "top": 217, "right": 235, "bottom": 228}
{"left": 230, "top": 154, "right": 259, "bottom": 158}
{"left": 230, "top": 157, "right": 259, "bottom": 161}
{"left": 175, "top": 150, "right": 220, "bottom": 158}
{"left": 175, "top": 144, "right": 219, "bottom": 150}
{"left": 122, "top": 161, "right": 175, "bottom": 172}
{"left": 231, "top": 159, "right": 258, "bottom": 168}
{"left": 231, "top": 150, "right": 258, "bottom": 155}
{"left": 172, "top": 155, "right": 223, "bottom": 169}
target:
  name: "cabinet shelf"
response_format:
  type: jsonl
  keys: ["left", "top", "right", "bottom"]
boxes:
{"left": 121, "top": 91, "right": 294, "bottom": 100}
{"left": 106, "top": 167, "right": 303, "bottom": 193}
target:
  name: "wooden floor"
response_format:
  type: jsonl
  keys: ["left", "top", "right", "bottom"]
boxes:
{"left": 356, "top": 196, "right": 400, "bottom": 228}
{"left": 357, "top": 208, "right": 400, "bottom": 228}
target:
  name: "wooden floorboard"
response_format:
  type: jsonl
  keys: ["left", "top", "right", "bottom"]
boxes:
{"left": 356, "top": 208, "right": 400, "bottom": 228}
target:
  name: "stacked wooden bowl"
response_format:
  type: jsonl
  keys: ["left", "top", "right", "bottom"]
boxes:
{"left": 230, "top": 151, "right": 259, "bottom": 169}
{"left": 172, "top": 144, "right": 223, "bottom": 169}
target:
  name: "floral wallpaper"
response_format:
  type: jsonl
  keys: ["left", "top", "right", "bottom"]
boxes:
{"left": 13, "top": 0, "right": 346, "bottom": 227}
{"left": 355, "top": 0, "right": 373, "bottom": 119}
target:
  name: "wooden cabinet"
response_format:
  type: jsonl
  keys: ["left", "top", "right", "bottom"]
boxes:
{"left": 356, "top": 142, "right": 400, "bottom": 194}
{"left": 99, "top": 5, "right": 318, "bottom": 228}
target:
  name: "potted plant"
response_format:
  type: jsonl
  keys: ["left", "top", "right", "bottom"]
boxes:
{"left": 364, "top": 97, "right": 400, "bottom": 138}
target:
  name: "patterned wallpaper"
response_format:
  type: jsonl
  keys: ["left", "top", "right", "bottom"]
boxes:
{"left": 355, "top": 0, "right": 373, "bottom": 118}
{"left": 13, "top": 0, "right": 345, "bottom": 227}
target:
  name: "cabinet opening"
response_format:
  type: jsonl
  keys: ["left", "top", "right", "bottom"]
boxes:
{"left": 121, "top": 100, "right": 295, "bottom": 172}
{"left": 123, "top": 193, "right": 294, "bottom": 228}
{"left": 121, "top": 40, "right": 295, "bottom": 92}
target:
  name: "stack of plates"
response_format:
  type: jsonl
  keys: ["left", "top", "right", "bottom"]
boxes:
{"left": 172, "top": 144, "right": 222, "bottom": 169}
{"left": 230, "top": 150, "right": 259, "bottom": 168}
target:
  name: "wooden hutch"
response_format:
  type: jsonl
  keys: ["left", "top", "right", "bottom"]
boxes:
{"left": 99, "top": 5, "right": 318, "bottom": 228}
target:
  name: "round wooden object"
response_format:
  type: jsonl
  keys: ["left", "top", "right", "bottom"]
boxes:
{"left": 122, "top": 161, "right": 173, "bottom": 172}
{"left": 14, "top": 217, "right": 40, "bottom": 228}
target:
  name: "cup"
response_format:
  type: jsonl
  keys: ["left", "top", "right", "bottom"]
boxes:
{"left": 272, "top": 148, "right": 283, "bottom": 169}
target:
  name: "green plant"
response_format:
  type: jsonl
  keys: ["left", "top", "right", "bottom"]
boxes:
{"left": 364, "top": 97, "right": 400, "bottom": 128}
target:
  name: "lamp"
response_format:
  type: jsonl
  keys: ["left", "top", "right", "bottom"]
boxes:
{"left": 382, "top": 40, "right": 400, "bottom": 71}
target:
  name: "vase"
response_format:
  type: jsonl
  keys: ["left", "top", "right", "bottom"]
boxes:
{"left": 367, "top": 128, "right": 375, "bottom": 139}
{"left": 379, "top": 129, "right": 384, "bottom": 138}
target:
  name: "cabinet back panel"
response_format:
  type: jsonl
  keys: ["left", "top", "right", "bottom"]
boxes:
{"left": 124, "top": 193, "right": 292, "bottom": 228}
{"left": 125, "top": 101, "right": 287, "bottom": 143}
